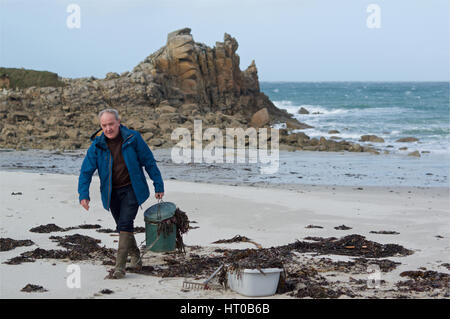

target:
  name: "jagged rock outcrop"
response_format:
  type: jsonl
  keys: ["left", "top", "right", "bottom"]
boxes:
{"left": 132, "top": 27, "right": 291, "bottom": 120}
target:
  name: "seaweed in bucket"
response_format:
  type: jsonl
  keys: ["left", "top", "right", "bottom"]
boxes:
{"left": 154, "top": 208, "right": 190, "bottom": 253}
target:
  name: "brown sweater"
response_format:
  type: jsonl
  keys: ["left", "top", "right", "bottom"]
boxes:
{"left": 106, "top": 134, "right": 131, "bottom": 189}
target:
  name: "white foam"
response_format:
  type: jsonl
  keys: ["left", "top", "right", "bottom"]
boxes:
{"left": 272, "top": 123, "right": 286, "bottom": 129}
{"left": 272, "top": 101, "right": 349, "bottom": 116}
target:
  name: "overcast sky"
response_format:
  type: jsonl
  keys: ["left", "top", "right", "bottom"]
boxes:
{"left": 1, "top": 0, "right": 448, "bottom": 81}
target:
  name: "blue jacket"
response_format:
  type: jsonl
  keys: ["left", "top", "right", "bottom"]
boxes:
{"left": 78, "top": 125, "right": 164, "bottom": 211}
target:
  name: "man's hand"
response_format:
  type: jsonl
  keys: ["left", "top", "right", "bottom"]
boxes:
{"left": 80, "top": 199, "right": 90, "bottom": 211}
{"left": 155, "top": 192, "right": 164, "bottom": 200}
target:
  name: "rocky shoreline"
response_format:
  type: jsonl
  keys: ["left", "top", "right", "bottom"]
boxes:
{"left": 0, "top": 28, "right": 417, "bottom": 155}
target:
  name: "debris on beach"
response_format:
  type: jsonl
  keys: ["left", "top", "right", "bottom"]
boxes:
{"left": 5, "top": 231, "right": 433, "bottom": 298}
{"left": 0, "top": 238, "right": 34, "bottom": 251}
{"left": 279, "top": 235, "right": 413, "bottom": 258}
{"left": 163, "top": 254, "right": 224, "bottom": 278}
{"left": 30, "top": 223, "right": 66, "bottom": 233}
{"left": 213, "top": 235, "right": 252, "bottom": 244}
{"left": 212, "top": 235, "right": 263, "bottom": 249}
{"left": 30, "top": 223, "right": 105, "bottom": 233}
{"left": 440, "top": 263, "right": 450, "bottom": 271}
{"left": 49, "top": 234, "right": 115, "bottom": 261}
{"left": 225, "top": 248, "right": 285, "bottom": 271}
{"left": 304, "top": 236, "right": 337, "bottom": 242}
{"left": 96, "top": 227, "right": 145, "bottom": 234}
{"left": 352, "top": 258, "right": 401, "bottom": 272}
{"left": 370, "top": 230, "right": 400, "bottom": 235}
{"left": 21, "top": 284, "right": 48, "bottom": 293}
{"left": 291, "top": 283, "right": 354, "bottom": 299}
{"left": 100, "top": 289, "right": 114, "bottom": 294}
{"left": 304, "top": 256, "right": 400, "bottom": 274}
{"left": 305, "top": 225, "right": 324, "bottom": 229}
{"left": 4, "top": 248, "right": 69, "bottom": 265}
{"left": 128, "top": 234, "right": 411, "bottom": 291}
{"left": 4, "top": 234, "right": 115, "bottom": 265}
{"left": 74, "top": 224, "right": 102, "bottom": 230}
{"left": 334, "top": 225, "right": 352, "bottom": 230}
{"left": 188, "top": 221, "right": 199, "bottom": 230}
{"left": 96, "top": 228, "right": 117, "bottom": 234}
{"left": 396, "top": 270, "right": 449, "bottom": 294}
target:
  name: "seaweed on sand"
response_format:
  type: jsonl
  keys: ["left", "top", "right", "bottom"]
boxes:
{"left": 30, "top": 223, "right": 102, "bottom": 233}
{"left": 4, "top": 234, "right": 115, "bottom": 265}
{"left": 29, "top": 224, "right": 66, "bottom": 233}
{"left": 396, "top": 270, "right": 449, "bottom": 293}
{"left": 0, "top": 238, "right": 34, "bottom": 251}
{"left": 279, "top": 234, "right": 413, "bottom": 258}
{"left": 212, "top": 235, "right": 263, "bottom": 249}
{"left": 49, "top": 234, "right": 115, "bottom": 261}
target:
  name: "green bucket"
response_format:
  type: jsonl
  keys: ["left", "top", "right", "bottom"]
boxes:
{"left": 144, "top": 201, "right": 177, "bottom": 252}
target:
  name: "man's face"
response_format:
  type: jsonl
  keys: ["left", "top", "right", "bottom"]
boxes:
{"left": 100, "top": 112, "right": 120, "bottom": 139}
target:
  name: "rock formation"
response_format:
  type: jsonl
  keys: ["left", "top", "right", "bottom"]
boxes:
{"left": 0, "top": 28, "right": 372, "bottom": 153}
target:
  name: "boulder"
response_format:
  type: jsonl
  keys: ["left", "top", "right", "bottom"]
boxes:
{"left": 309, "top": 138, "right": 319, "bottom": 146}
{"left": 156, "top": 105, "right": 177, "bottom": 114}
{"left": 396, "top": 137, "right": 419, "bottom": 143}
{"left": 250, "top": 108, "right": 269, "bottom": 128}
{"left": 298, "top": 107, "right": 310, "bottom": 114}
{"left": 349, "top": 144, "right": 362, "bottom": 152}
{"left": 10, "top": 111, "right": 31, "bottom": 123}
{"left": 142, "top": 132, "right": 154, "bottom": 141}
{"left": 149, "top": 138, "right": 164, "bottom": 147}
{"left": 105, "top": 72, "right": 120, "bottom": 80}
{"left": 359, "top": 135, "right": 385, "bottom": 143}
{"left": 42, "top": 130, "right": 59, "bottom": 139}
{"left": 286, "top": 119, "right": 313, "bottom": 130}
{"left": 408, "top": 150, "right": 421, "bottom": 157}
{"left": 65, "top": 128, "right": 80, "bottom": 139}
{"left": 140, "top": 121, "right": 158, "bottom": 134}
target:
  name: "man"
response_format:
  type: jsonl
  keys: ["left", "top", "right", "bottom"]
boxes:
{"left": 78, "top": 108, "right": 164, "bottom": 279}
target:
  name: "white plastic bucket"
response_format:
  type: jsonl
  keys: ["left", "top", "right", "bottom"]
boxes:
{"left": 227, "top": 268, "right": 283, "bottom": 297}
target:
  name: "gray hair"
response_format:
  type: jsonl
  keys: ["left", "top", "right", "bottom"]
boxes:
{"left": 98, "top": 108, "right": 120, "bottom": 120}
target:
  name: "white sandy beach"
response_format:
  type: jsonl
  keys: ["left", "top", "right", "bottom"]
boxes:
{"left": 0, "top": 170, "right": 449, "bottom": 299}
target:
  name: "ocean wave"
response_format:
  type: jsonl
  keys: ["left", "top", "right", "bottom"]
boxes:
{"left": 298, "top": 129, "right": 363, "bottom": 140}
{"left": 273, "top": 100, "right": 408, "bottom": 118}
{"left": 273, "top": 101, "right": 349, "bottom": 116}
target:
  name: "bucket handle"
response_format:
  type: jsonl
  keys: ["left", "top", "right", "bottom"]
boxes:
{"left": 156, "top": 198, "right": 164, "bottom": 220}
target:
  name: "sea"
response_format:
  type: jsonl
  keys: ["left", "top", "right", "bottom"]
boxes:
{"left": 1, "top": 82, "right": 449, "bottom": 188}
{"left": 262, "top": 82, "right": 449, "bottom": 156}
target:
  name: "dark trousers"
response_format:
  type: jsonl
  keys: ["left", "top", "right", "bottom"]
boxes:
{"left": 109, "top": 184, "right": 139, "bottom": 233}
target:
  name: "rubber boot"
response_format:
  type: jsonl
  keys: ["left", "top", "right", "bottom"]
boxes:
{"left": 128, "top": 234, "right": 142, "bottom": 270}
{"left": 112, "top": 232, "right": 132, "bottom": 279}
